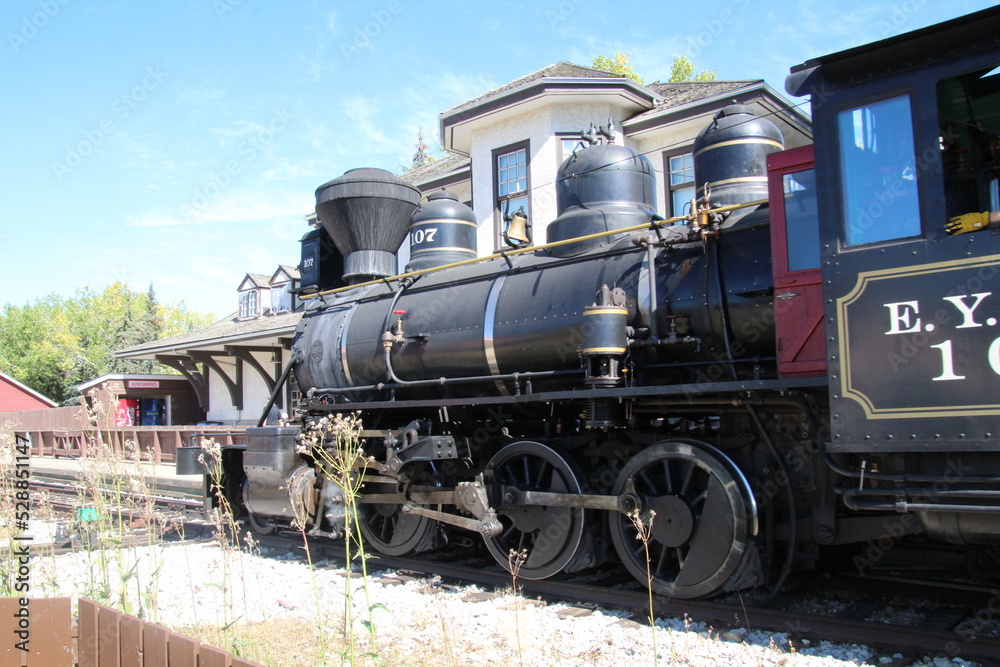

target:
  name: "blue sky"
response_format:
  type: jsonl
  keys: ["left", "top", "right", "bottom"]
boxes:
{"left": 2, "top": 0, "right": 995, "bottom": 317}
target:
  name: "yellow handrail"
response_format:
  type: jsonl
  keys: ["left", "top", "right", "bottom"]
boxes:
{"left": 303, "top": 198, "right": 769, "bottom": 299}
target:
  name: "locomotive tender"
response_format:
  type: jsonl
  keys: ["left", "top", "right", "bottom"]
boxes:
{"left": 179, "top": 8, "right": 1000, "bottom": 599}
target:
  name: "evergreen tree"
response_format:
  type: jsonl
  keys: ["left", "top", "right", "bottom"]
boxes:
{"left": 410, "top": 129, "right": 436, "bottom": 170}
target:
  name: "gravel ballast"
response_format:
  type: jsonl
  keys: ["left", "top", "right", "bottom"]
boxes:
{"left": 22, "top": 538, "right": 986, "bottom": 666}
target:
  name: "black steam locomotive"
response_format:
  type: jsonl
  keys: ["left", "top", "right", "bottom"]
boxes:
{"left": 179, "top": 8, "right": 1000, "bottom": 599}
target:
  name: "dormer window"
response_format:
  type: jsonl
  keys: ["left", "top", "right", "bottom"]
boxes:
{"left": 271, "top": 282, "right": 292, "bottom": 313}
{"left": 239, "top": 289, "right": 258, "bottom": 319}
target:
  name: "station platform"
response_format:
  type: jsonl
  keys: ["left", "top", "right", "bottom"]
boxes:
{"left": 29, "top": 455, "right": 203, "bottom": 498}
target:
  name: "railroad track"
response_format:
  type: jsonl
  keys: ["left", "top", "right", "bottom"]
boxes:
{"left": 249, "top": 529, "right": 1000, "bottom": 665}
{"left": 25, "top": 471, "right": 1000, "bottom": 664}
{"left": 23, "top": 475, "right": 213, "bottom": 554}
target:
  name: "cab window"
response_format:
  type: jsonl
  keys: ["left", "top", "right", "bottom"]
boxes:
{"left": 783, "top": 169, "right": 820, "bottom": 271}
{"left": 938, "top": 65, "right": 1000, "bottom": 218}
{"left": 837, "top": 95, "right": 920, "bottom": 246}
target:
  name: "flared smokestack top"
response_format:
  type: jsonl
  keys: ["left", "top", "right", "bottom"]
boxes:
{"left": 314, "top": 168, "right": 422, "bottom": 283}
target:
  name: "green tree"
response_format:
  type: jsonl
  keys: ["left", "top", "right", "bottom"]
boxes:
{"left": 160, "top": 300, "right": 214, "bottom": 338}
{"left": 410, "top": 128, "right": 436, "bottom": 170}
{"left": 669, "top": 55, "right": 717, "bottom": 82}
{"left": 0, "top": 298, "right": 76, "bottom": 403}
{"left": 592, "top": 51, "right": 644, "bottom": 84}
{"left": 0, "top": 283, "right": 214, "bottom": 404}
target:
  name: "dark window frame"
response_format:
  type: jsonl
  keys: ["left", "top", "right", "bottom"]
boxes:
{"left": 832, "top": 90, "right": 922, "bottom": 248}
{"left": 663, "top": 148, "right": 696, "bottom": 218}
{"left": 492, "top": 139, "right": 531, "bottom": 251}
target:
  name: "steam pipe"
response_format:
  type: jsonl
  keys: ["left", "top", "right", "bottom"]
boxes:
{"left": 256, "top": 350, "right": 302, "bottom": 427}
{"left": 645, "top": 235, "right": 660, "bottom": 341}
{"left": 308, "top": 368, "right": 582, "bottom": 396}
{"left": 825, "top": 453, "right": 1000, "bottom": 484}
{"left": 843, "top": 488, "right": 1000, "bottom": 514}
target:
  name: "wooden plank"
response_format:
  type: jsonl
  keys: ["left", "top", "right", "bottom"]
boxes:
{"left": 26, "top": 598, "right": 72, "bottom": 666}
{"left": 118, "top": 614, "right": 142, "bottom": 667}
{"left": 199, "top": 645, "right": 232, "bottom": 667}
{"left": 78, "top": 599, "right": 99, "bottom": 667}
{"left": 153, "top": 430, "right": 163, "bottom": 465}
{"left": 97, "top": 605, "right": 122, "bottom": 667}
{"left": 167, "top": 633, "right": 199, "bottom": 667}
{"left": 141, "top": 623, "right": 169, "bottom": 667}
{"left": 0, "top": 598, "right": 27, "bottom": 666}
{"left": 231, "top": 656, "right": 268, "bottom": 667}
{"left": 232, "top": 659, "right": 265, "bottom": 667}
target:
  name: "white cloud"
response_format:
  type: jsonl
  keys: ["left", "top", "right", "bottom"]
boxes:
{"left": 125, "top": 188, "right": 312, "bottom": 228}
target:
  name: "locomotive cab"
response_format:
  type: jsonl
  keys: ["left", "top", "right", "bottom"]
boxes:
{"left": 788, "top": 7, "right": 1000, "bottom": 545}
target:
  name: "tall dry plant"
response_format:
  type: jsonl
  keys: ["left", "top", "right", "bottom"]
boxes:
{"left": 0, "top": 420, "right": 29, "bottom": 597}
{"left": 197, "top": 438, "right": 246, "bottom": 646}
{"left": 629, "top": 508, "right": 659, "bottom": 664}
{"left": 507, "top": 547, "right": 529, "bottom": 667}
{"left": 299, "top": 412, "right": 386, "bottom": 666}
{"left": 73, "top": 389, "right": 167, "bottom": 620}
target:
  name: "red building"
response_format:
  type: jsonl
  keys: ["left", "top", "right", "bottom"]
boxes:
{"left": 0, "top": 372, "right": 57, "bottom": 411}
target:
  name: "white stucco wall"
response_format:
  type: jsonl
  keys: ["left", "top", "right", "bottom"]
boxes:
{"left": 468, "top": 101, "right": 631, "bottom": 254}
{"left": 204, "top": 350, "right": 284, "bottom": 425}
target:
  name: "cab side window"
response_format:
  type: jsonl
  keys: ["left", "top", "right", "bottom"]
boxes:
{"left": 837, "top": 95, "right": 920, "bottom": 246}
{"left": 938, "top": 66, "right": 1000, "bottom": 218}
{"left": 783, "top": 168, "right": 820, "bottom": 271}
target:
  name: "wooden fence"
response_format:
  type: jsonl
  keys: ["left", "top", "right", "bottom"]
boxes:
{"left": 2, "top": 406, "right": 248, "bottom": 464}
{"left": 12, "top": 428, "right": 246, "bottom": 464}
{"left": 0, "top": 598, "right": 265, "bottom": 666}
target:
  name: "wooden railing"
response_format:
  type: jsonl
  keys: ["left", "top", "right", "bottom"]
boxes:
{"left": 3, "top": 406, "right": 249, "bottom": 464}
{"left": 0, "top": 598, "right": 264, "bottom": 666}
{"left": 14, "top": 427, "right": 247, "bottom": 464}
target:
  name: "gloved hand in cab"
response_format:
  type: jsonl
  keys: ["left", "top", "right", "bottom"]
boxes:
{"left": 946, "top": 210, "right": 998, "bottom": 235}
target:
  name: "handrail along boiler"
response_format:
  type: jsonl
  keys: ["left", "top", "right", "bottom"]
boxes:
{"left": 177, "top": 9, "right": 1000, "bottom": 598}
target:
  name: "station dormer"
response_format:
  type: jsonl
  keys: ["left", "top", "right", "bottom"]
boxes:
{"left": 237, "top": 274, "right": 270, "bottom": 320}
{"left": 269, "top": 265, "right": 300, "bottom": 314}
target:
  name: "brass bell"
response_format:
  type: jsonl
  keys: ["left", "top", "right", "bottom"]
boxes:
{"left": 504, "top": 206, "right": 530, "bottom": 246}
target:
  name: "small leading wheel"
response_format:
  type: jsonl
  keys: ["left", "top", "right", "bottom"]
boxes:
{"left": 484, "top": 441, "right": 587, "bottom": 580}
{"left": 246, "top": 511, "right": 277, "bottom": 535}
{"left": 609, "top": 439, "right": 757, "bottom": 599}
{"left": 241, "top": 479, "right": 276, "bottom": 535}
{"left": 358, "top": 464, "right": 441, "bottom": 557}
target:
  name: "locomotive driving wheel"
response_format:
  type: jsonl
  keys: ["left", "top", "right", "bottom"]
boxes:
{"left": 358, "top": 464, "right": 441, "bottom": 556}
{"left": 609, "top": 439, "right": 756, "bottom": 599}
{"left": 484, "top": 441, "right": 587, "bottom": 580}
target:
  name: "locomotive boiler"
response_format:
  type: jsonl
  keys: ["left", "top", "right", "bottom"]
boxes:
{"left": 296, "top": 106, "right": 778, "bottom": 405}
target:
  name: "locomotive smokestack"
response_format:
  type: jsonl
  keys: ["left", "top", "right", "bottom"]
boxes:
{"left": 314, "top": 168, "right": 422, "bottom": 284}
